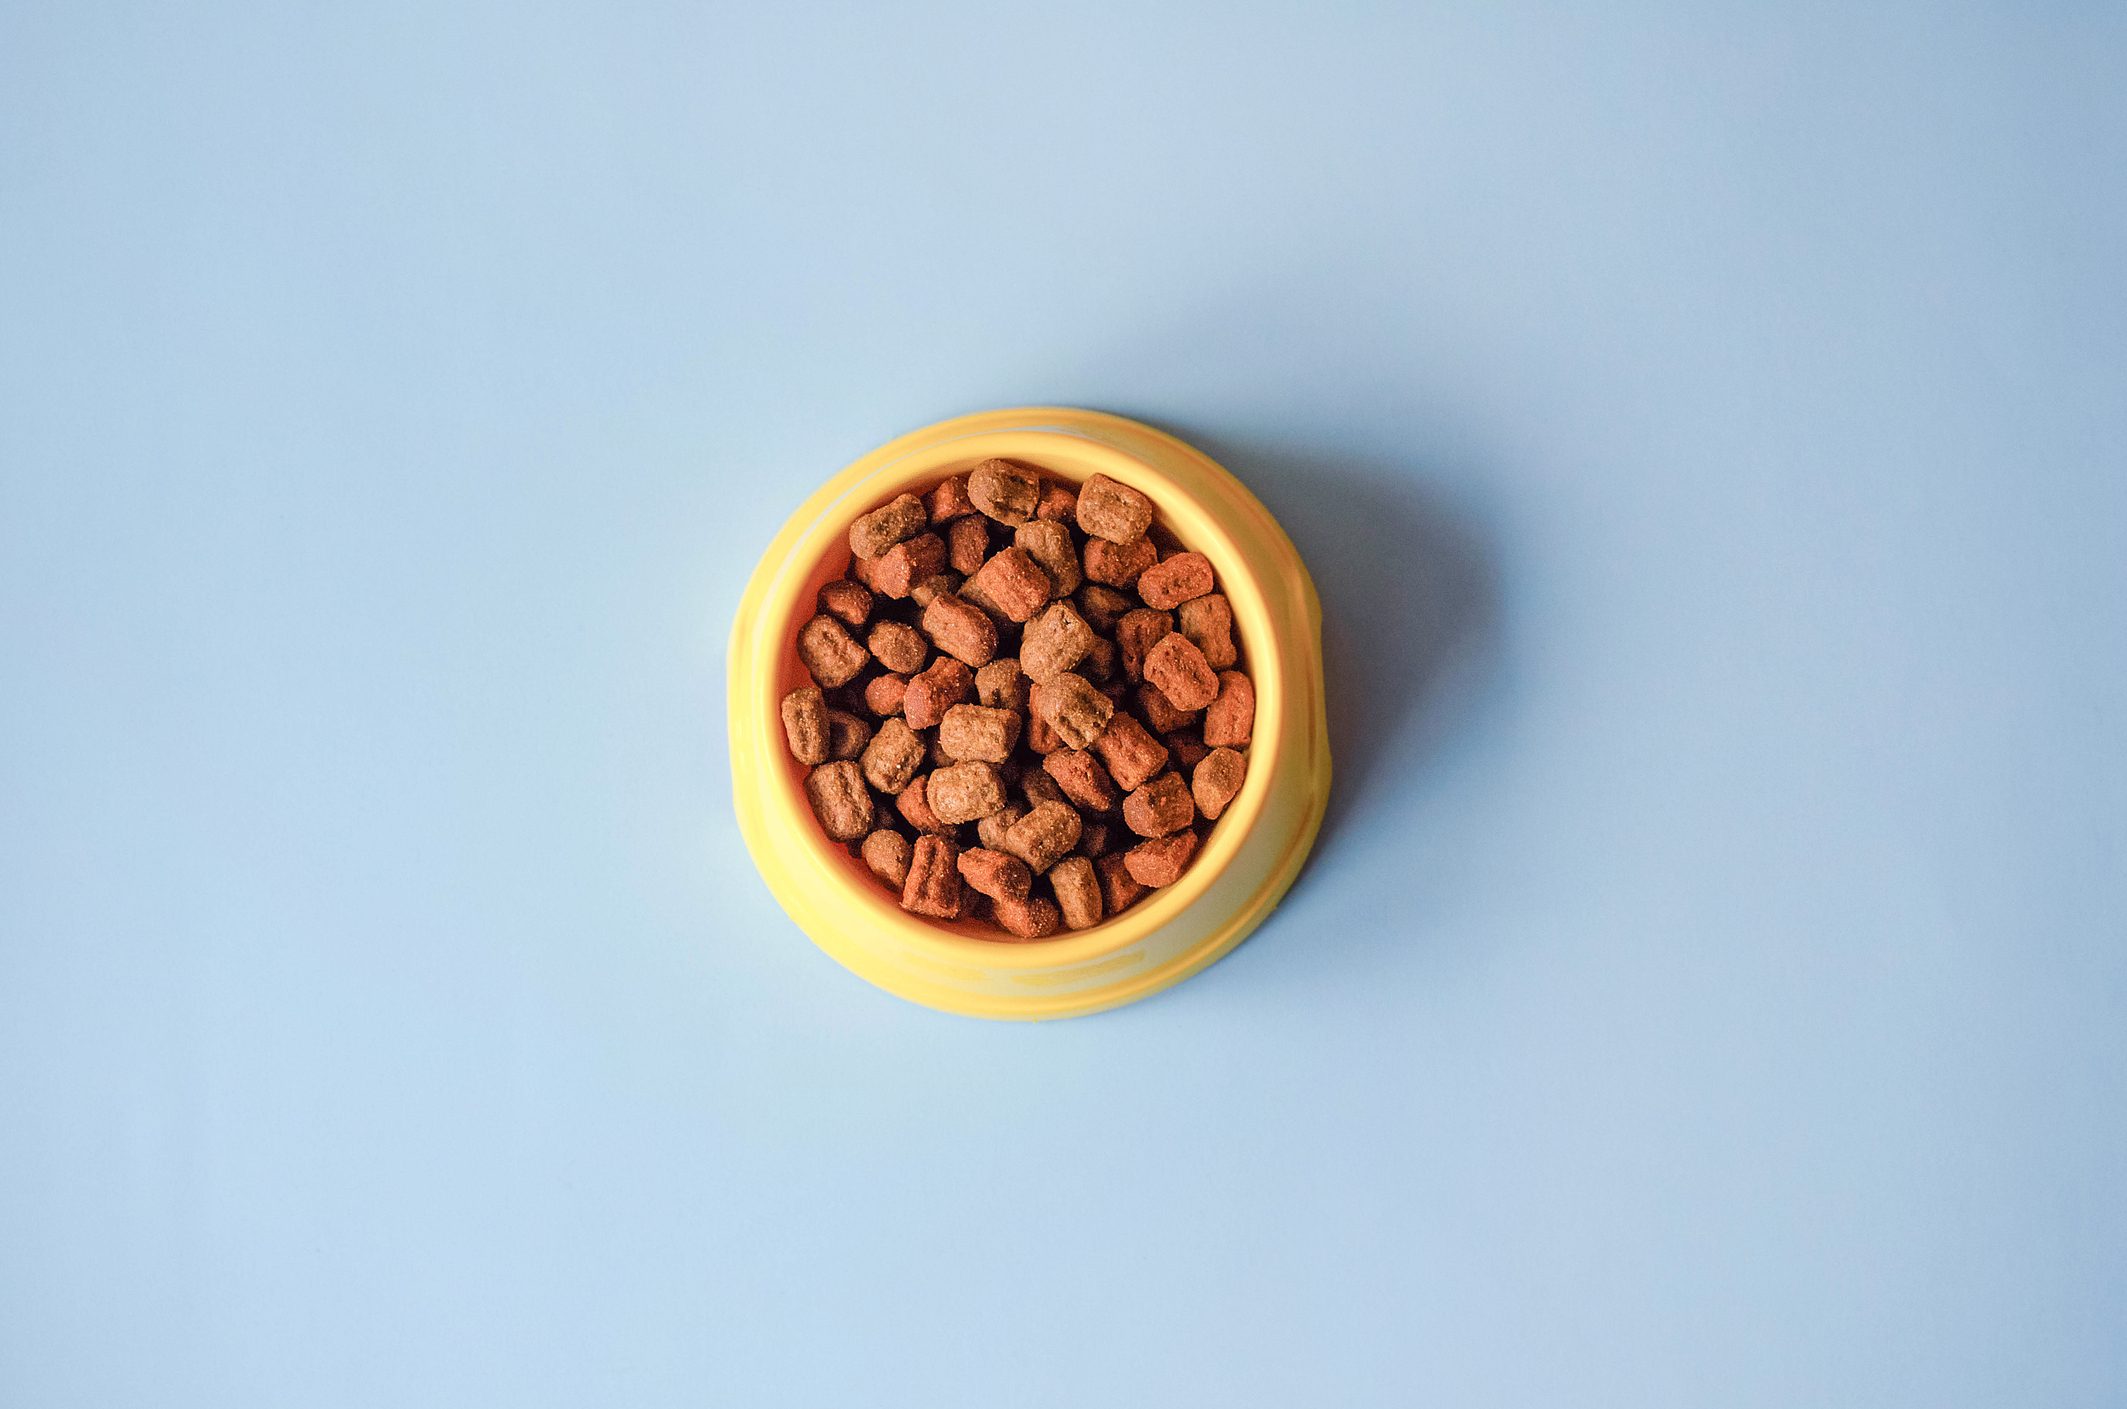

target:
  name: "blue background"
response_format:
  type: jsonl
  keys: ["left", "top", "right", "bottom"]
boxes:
{"left": 4, "top": 5, "right": 2123, "bottom": 1405}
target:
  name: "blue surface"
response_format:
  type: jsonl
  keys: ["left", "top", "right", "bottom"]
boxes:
{"left": 4, "top": 6, "right": 2123, "bottom": 1406}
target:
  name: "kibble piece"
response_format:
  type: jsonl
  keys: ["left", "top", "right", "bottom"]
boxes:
{"left": 1176, "top": 593, "right": 1238, "bottom": 669}
{"left": 1092, "top": 712, "right": 1169, "bottom": 791}
{"left": 817, "top": 579, "right": 873, "bottom": 628}
{"left": 1083, "top": 534, "right": 1157, "bottom": 589}
{"left": 861, "top": 830, "right": 913, "bottom": 888}
{"left": 1144, "top": 632, "right": 1219, "bottom": 712}
{"left": 1136, "top": 551, "right": 1215, "bottom": 610}
{"left": 857, "top": 532, "right": 948, "bottom": 599}
{"left": 1026, "top": 709, "right": 1062, "bottom": 755}
{"left": 947, "top": 515, "right": 990, "bottom": 576}
{"left": 903, "top": 657, "right": 974, "bottom": 729}
{"left": 927, "top": 761, "right": 1007, "bottom": 824}
{"left": 859, "top": 718, "right": 926, "bottom": 794}
{"left": 909, "top": 573, "right": 961, "bottom": 608}
{"left": 1036, "top": 481, "right": 1078, "bottom": 523}
{"left": 863, "top": 672, "right": 908, "bottom": 718}
{"left": 780, "top": 686, "right": 829, "bottom": 764}
{"left": 976, "top": 800, "right": 1028, "bottom": 851}
{"left": 1203, "top": 670, "right": 1256, "bottom": 748}
{"left": 967, "top": 459, "right": 1042, "bottom": 525}
{"left": 939, "top": 704, "right": 1022, "bottom": 763}
{"left": 1077, "top": 819, "right": 1115, "bottom": 857}
{"left": 975, "top": 659, "right": 1028, "bottom": 711}
{"left": 1019, "top": 601, "right": 1096, "bottom": 683}
{"left": 804, "top": 760, "right": 873, "bottom": 841}
{"left": 867, "top": 619, "right": 928, "bottom": 674}
{"left": 1122, "top": 771, "right": 1196, "bottom": 837}
{"left": 1042, "top": 749, "right": 1119, "bottom": 813}
{"left": 1049, "top": 856, "right": 1103, "bottom": 930}
{"left": 1021, "top": 767, "right": 1068, "bottom": 809}
{"left": 927, "top": 474, "right": 977, "bottom": 521}
{"left": 797, "top": 614, "right": 869, "bottom": 688}
{"left": 1076, "top": 584, "right": 1134, "bottom": 632}
{"left": 1031, "top": 673, "right": 1115, "bottom": 750}
{"left": 919, "top": 593, "right": 998, "bottom": 668}
{"left": 896, "top": 774, "right": 953, "bottom": 835}
{"left": 1075, "top": 473, "right": 1155, "bottom": 543}
{"left": 825, "top": 709, "right": 872, "bottom": 761}
{"left": 1080, "top": 637, "right": 1118, "bottom": 682}
{"left": 1095, "top": 852, "right": 1147, "bottom": 914}
{"left": 849, "top": 492, "right": 928, "bottom": 559}
{"left": 956, "top": 847, "right": 1032, "bottom": 903}
{"left": 1003, "top": 800, "right": 1082, "bottom": 873}
{"left": 900, "top": 835, "right": 963, "bottom": 918}
{"left": 1115, "top": 608, "right": 1173, "bottom": 682}
{"left": 1136, "top": 681, "right": 1200, "bottom": 734}
{"left": 1123, "top": 829, "right": 1198, "bottom": 887}
{"left": 991, "top": 894, "right": 1061, "bottom": 939}
{"left": 1014, "top": 520, "right": 1082, "bottom": 596}
{"left": 1192, "top": 746, "right": 1247, "bottom": 820}
{"left": 1166, "top": 731, "right": 1210, "bottom": 772}
{"left": 965, "top": 546, "right": 1051, "bottom": 623}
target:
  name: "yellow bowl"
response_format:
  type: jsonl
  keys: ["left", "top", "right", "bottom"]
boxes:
{"left": 728, "top": 408, "right": 1330, "bottom": 1020}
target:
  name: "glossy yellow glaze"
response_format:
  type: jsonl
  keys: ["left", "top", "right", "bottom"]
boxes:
{"left": 728, "top": 408, "right": 1329, "bottom": 1019}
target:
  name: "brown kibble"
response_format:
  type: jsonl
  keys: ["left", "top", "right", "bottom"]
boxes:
{"left": 1136, "top": 551, "right": 1215, "bottom": 610}
{"left": 965, "top": 546, "right": 1051, "bottom": 623}
{"left": 1031, "top": 672, "right": 1115, "bottom": 750}
{"left": 1135, "top": 680, "right": 1200, "bottom": 735}
{"left": 1019, "top": 601, "right": 1096, "bottom": 683}
{"left": 956, "top": 847, "right": 1032, "bottom": 903}
{"left": 1081, "top": 636, "right": 1118, "bottom": 682}
{"left": 909, "top": 573, "right": 961, "bottom": 608}
{"left": 967, "top": 459, "right": 1041, "bottom": 525}
{"left": 859, "top": 717, "right": 926, "bottom": 794}
{"left": 1042, "top": 749, "right": 1119, "bottom": 813}
{"left": 1014, "top": 520, "right": 1081, "bottom": 596}
{"left": 1075, "top": 473, "right": 1155, "bottom": 543}
{"left": 927, "top": 474, "right": 977, "bottom": 522}
{"left": 1095, "top": 852, "right": 1147, "bottom": 914}
{"left": 1035, "top": 481, "right": 1078, "bottom": 523}
{"left": 976, "top": 800, "right": 1027, "bottom": 851}
{"left": 804, "top": 760, "right": 873, "bottom": 841}
{"left": 1123, "top": 829, "right": 1198, "bottom": 887}
{"left": 927, "top": 760, "right": 1007, "bottom": 824}
{"left": 975, "top": 659, "right": 1028, "bottom": 711}
{"left": 900, "top": 835, "right": 963, "bottom": 918}
{"left": 863, "top": 672, "right": 908, "bottom": 718}
{"left": 1077, "top": 819, "right": 1115, "bottom": 857}
{"left": 990, "top": 894, "right": 1061, "bottom": 940}
{"left": 903, "top": 657, "right": 974, "bottom": 729}
{"left": 1122, "top": 771, "right": 1196, "bottom": 837}
{"left": 1115, "top": 608, "right": 1172, "bottom": 682}
{"left": 1026, "top": 709, "right": 1062, "bottom": 755}
{"left": 848, "top": 492, "right": 927, "bottom": 559}
{"left": 1092, "top": 712, "right": 1169, "bottom": 791}
{"left": 853, "top": 532, "right": 948, "bottom": 599}
{"left": 1049, "top": 856, "right": 1103, "bottom": 930}
{"left": 825, "top": 709, "right": 872, "bottom": 761}
{"left": 919, "top": 593, "right": 998, "bottom": 668}
{"left": 816, "top": 579, "right": 873, "bottom": 628}
{"left": 797, "top": 614, "right": 869, "bottom": 688}
{"left": 1166, "top": 731, "right": 1210, "bottom": 772}
{"left": 939, "top": 704, "right": 1022, "bottom": 763}
{"left": 1203, "top": 670, "right": 1256, "bottom": 747}
{"left": 1003, "top": 800, "right": 1082, "bottom": 873}
{"left": 1020, "top": 767, "right": 1068, "bottom": 809}
{"left": 896, "top": 774, "right": 952, "bottom": 835}
{"left": 1144, "top": 632, "right": 1219, "bottom": 712}
{"left": 866, "top": 619, "right": 928, "bottom": 674}
{"left": 1177, "top": 593, "right": 1238, "bottom": 669}
{"left": 780, "top": 686, "right": 829, "bottom": 764}
{"left": 947, "top": 515, "right": 990, "bottom": 576}
{"left": 1192, "top": 746, "right": 1247, "bottom": 820}
{"left": 1075, "top": 584, "right": 1133, "bottom": 632}
{"left": 1083, "top": 534, "right": 1157, "bottom": 588}
{"left": 861, "top": 830, "right": 912, "bottom": 888}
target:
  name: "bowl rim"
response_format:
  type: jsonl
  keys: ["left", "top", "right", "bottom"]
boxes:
{"left": 731, "top": 408, "right": 1290, "bottom": 969}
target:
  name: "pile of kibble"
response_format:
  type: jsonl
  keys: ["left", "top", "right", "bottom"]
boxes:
{"left": 780, "top": 460, "right": 1255, "bottom": 940}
